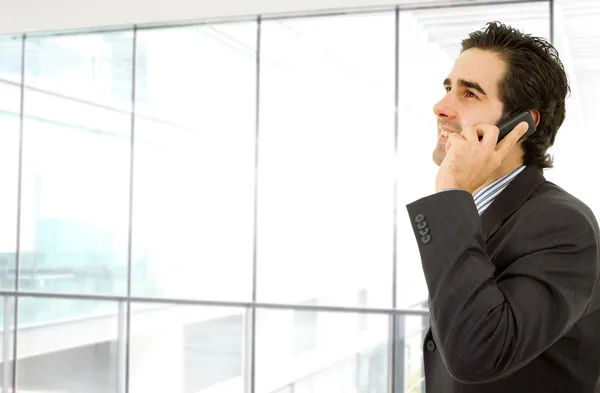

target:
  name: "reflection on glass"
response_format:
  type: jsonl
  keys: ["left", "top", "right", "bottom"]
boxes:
{"left": 401, "top": 314, "right": 429, "bottom": 393}
{"left": 0, "top": 36, "right": 22, "bottom": 291}
{"left": 256, "top": 309, "right": 392, "bottom": 393}
{"left": 257, "top": 13, "right": 396, "bottom": 308}
{"left": 19, "top": 32, "right": 134, "bottom": 306}
{"left": 16, "top": 298, "right": 119, "bottom": 392}
{"left": 0, "top": 35, "right": 23, "bottom": 82}
{"left": 130, "top": 22, "right": 257, "bottom": 301}
{"left": 395, "top": 2, "right": 551, "bottom": 307}
{"left": 128, "top": 304, "right": 245, "bottom": 393}
{"left": 547, "top": 0, "right": 600, "bottom": 213}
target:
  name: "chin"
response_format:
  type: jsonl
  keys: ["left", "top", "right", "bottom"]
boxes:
{"left": 432, "top": 151, "right": 444, "bottom": 166}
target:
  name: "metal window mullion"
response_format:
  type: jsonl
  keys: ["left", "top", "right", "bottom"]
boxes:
{"left": 394, "top": 315, "right": 406, "bottom": 393}
{"left": 549, "top": 0, "right": 555, "bottom": 45}
{"left": 122, "top": 25, "right": 139, "bottom": 393}
{"left": 2, "top": 297, "right": 12, "bottom": 393}
{"left": 117, "top": 301, "right": 128, "bottom": 393}
{"left": 388, "top": 315, "right": 396, "bottom": 393}
{"left": 246, "top": 14, "right": 262, "bottom": 393}
{"left": 0, "top": 290, "right": 429, "bottom": 316}
{"left": 243, "top": 307, "right": 255, "bottom": 393}
{"left": 388, "top": 313, "right": 407, "bottom": 393}
{"left": 11, "top": 32, "right": 28, "bottom": 393}
{"left": 421, "top": 301, "right": 429, "bottom": 393}
{"left": 389, "top": 6, "right": 400, "bottom": 393}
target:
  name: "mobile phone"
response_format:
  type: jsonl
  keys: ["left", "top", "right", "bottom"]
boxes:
{"left": 496, "top": 110, "right": 536, "bottom": 142}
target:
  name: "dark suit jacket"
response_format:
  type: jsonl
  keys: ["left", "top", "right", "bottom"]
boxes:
{"left": 406, "top": 165, "right": 600, "bottom": 393}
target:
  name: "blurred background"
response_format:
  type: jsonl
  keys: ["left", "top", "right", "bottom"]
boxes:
{"left": 0, "top": 0, "right": 597, "bottom": 392}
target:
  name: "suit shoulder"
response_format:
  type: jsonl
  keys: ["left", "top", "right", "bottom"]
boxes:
{"left": 521, "top": 180, "right": 598, "bottom": 228}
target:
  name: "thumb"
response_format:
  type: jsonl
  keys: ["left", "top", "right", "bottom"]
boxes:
{"left": 496, "top": 121, "right": 528, "bottom": 157}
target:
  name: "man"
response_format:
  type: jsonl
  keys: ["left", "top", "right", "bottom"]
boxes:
{"left": 406, "top": 22, "right": 600, "bottom": 393}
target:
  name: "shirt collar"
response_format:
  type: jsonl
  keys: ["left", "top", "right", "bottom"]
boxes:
{"left": 473, "top": 165, "right": 526, "bottom": 216}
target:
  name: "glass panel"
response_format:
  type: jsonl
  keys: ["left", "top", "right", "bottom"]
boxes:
{"left": 0, "top": 34, "right": 22, "bottom": 82}
{"left": 131, "top": 22, "right": 257, "bottom": 301}
{"left": 398, "top": 314, "right": 428, "bottom": 393}
{"left": 16, "top": 297, "right": 119, "bottom": 392}
{"left": 396, "top": 2, "right": 551, "bottom": 307}
{"left": 255, "top": 309, "right": 389, "bottom": 393}
{"left": 258, "top": 13, "right": 395, "bottom": 307}
{"left": 548, "top": 0, "right": 600, "bottom": 213}
{"left": 0, "top": 36, "right": 22, "bottom": 291}
{"left": 19, "top": 32, "right": 134, "bottom": 301}
{"left": 128, "top": 304, "right": 245, "bottom": 393}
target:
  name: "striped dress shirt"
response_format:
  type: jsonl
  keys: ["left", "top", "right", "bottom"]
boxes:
{"left": 473, "top": 165, "right": 526, "bottom": 215}
{"left": 441, "top": 165, "right": 526, "bottom": 216}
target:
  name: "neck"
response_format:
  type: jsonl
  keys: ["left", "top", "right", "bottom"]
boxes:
{"left": 472, "top": 160, "right": 524, "bottom": 196}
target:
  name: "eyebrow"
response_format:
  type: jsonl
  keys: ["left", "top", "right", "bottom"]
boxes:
{"left": 443, "top": 78, "right": 487, "bottom": 96}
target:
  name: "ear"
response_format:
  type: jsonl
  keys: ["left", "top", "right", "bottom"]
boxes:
{"left": 529, "top": 109, "right": 541, "bottom": 127}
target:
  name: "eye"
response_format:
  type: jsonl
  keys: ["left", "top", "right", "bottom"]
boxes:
{"left": 444, "top": 86, "right": 451, "bottom": 93}
{"left": 465, "top": 90, "right": 477, "bottom": 98}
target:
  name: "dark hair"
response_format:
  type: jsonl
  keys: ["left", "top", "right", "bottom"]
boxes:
{"left": 461, "top": 21, "right": 570, "bottom": 170}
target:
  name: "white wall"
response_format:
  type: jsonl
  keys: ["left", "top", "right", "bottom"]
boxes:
{"left": 0, "top": 0, "right": 501, "bottom": 35}
{"left": 0, "top": 0, "right": 385, "bottom": 35}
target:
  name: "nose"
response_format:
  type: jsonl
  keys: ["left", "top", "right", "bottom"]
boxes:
{"left": 433, "top": 95, "right": 457, "bottom": 121}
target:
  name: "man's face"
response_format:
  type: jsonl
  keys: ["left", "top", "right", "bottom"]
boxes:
{"left": 432, "top": 48, "right": 506, "bottom": 166}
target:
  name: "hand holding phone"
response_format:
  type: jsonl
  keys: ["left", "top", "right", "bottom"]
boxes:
{"left": 436, "top": 113, "right": 532, "bottom": 194}
{"left": 496, "top": 110, "right": 536, "bottom": 142}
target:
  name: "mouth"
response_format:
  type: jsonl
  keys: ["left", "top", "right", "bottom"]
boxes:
{"left": 439, "top": 126, "right": 458, "bottom": 138}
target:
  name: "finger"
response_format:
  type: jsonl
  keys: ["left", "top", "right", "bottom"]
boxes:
{"left": 446, "top": 132, "right": 462, "bottom": 152}
{"left": 460, "top": 125, "right": 479, "bottom": 141}
{"left": 496, "top": 121, "right": 529, "bottom": 156}
{"left": 477, "top": 124, "right": 501, "bottom": 146}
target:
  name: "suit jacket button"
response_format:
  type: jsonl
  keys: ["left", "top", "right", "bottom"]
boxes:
{"left": 414, "top": 213, "right": 425, "bottom": 223}
{"left": 426, "top": 340, "right": 436, "bottom": 352}
{"left": 421, "top": 234, "right": 432, "bottom": 244}
{"left": 416, "top": 220, "right": 428, "bottom": 230}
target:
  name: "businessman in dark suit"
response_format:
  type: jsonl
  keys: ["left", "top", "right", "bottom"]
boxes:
{"left": 406, "top": 22, "right": 600, "bottom": 393}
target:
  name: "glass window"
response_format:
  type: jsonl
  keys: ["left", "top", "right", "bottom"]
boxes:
{"left": 256, "top": 310, "right": 389, "bottom": 393}
{"left": 19, "top": 32, "right": 134, "bottom": 306}
{"left": 0, "top": 35, "right": 22, "bottom": 291}
{"left": 357, "top": 343, "right": 388, "bottom": 393}
{"left": 257, "top": 12, "right": 396, "bottom": 308}
{"left": 293, "top": 299, "right": 318, "bottom": 354}
{"left": 273, "top": 387, "right": 293, "bottom": 393}
{"left": 128, "top": 304, "right": 245, "bottom": 393}
{"left": 400, "top": 314, "right": 428, "bottom": 393}
{"left": 395, "top": 2, "right": 551, "bottom": 307}
{"left": 16, "top": 298, "right": 119, "bottom": 392}
{"left": 295, "top": 355, "right": 358, "bottom": 393}
{"left": 0, "top": 34, "right": 22, "bottom": 82}
{"left": 9, "top": 4, "right": 593, "bottom": 393}
{"left": 130, "top": 22, "right": 257, "bottom": 301}
{"left": 546, "top": 0, "right": 600, "bottom": 215}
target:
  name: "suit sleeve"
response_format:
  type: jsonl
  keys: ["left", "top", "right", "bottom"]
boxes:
{"left": 406, "top": 189, "right": 600, "bottom": 384}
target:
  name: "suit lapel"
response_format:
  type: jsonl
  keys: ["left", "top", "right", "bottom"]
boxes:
{"left": 481, "top": 165, "right": 546, "bottom": 240}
